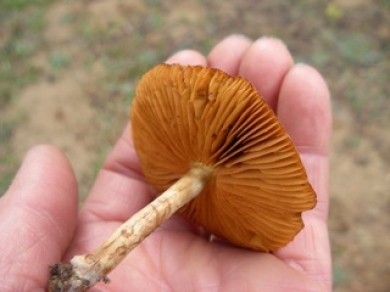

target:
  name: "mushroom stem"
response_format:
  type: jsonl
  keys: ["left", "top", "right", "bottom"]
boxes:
{"left": 48, "top": 165, "right": 211, "bottom": 291}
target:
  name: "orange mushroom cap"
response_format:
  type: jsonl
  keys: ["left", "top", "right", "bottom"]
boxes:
{"left": 131, "top": 64, "right": 316, "bottom": 252}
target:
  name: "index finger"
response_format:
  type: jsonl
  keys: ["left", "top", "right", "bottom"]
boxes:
{"left": 275, "top": 64, "right": 332, "bottom": 289}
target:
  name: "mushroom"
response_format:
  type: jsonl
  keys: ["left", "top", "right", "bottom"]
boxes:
{"left": 49, "top": 64, "right": 316, "bottom": 291}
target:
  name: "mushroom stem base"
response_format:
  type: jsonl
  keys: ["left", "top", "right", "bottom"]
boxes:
{"left": 48, "top": 165, "right": 211, "bottom": 291}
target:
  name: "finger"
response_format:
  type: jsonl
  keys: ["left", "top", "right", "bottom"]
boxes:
{"left": 275, "top": 64, "right": 332, "bottom": 289}
{"left": 277, "top": 64, "right": 332, "bottom": 156}
{"left": 81, "top": 50, "right": 207, "bottom": 224}
{"left": 239, "top": 37, "right": 294, "bottom": 111}
{"left": 207, "top": 34, "right": 252, "bottom": 75}
{"left": 277, "top": 64, "right": 331, "bottom": 220}
{"left": 0, "top": 145, "right": 78, "bottom": 289}
{"left": 165, "top": 49, "right": 208, "bottom": 66}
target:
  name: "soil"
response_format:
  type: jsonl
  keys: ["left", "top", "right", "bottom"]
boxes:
{"left": 330, "top": 102, "right": 390, "bottom": 291}
{"left": 1, "top": 0, "right": 389, "bottom": 291}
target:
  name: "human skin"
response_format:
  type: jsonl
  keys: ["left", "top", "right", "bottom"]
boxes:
{"left": 0, "top": 35, "right": 332, "bottom": 291}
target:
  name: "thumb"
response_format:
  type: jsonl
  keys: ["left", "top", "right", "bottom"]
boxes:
{"left": 0, "top": 145, "right": 78, "bottom": 290}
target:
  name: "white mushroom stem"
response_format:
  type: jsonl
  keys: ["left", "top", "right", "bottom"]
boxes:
{"left": 52, "top": 165, "right": 211, "bottom": 290}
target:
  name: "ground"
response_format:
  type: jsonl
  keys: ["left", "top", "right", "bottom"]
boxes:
{"left": 0, "top": 0, "right": 389, "bottom": 291}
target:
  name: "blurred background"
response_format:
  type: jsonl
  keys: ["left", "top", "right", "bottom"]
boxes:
{"left": 0, "top": 0, "right": 389, "bottom": 290}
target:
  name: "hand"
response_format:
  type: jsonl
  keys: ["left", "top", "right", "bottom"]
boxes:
{"left": 0, "top": 35, "right": 332, "bottom": 291}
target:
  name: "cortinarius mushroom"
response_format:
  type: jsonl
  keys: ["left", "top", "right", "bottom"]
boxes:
{"left": 49, "top": 64, "right": 316, "bottom": 291}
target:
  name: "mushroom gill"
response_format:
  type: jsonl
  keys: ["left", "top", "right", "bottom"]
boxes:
{"left": 132, "top": 64, "right": 316, "bottom": 252}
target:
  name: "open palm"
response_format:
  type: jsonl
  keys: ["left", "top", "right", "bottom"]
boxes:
{"left": 0, "top": 35, "right": 331, "bottom": 291}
